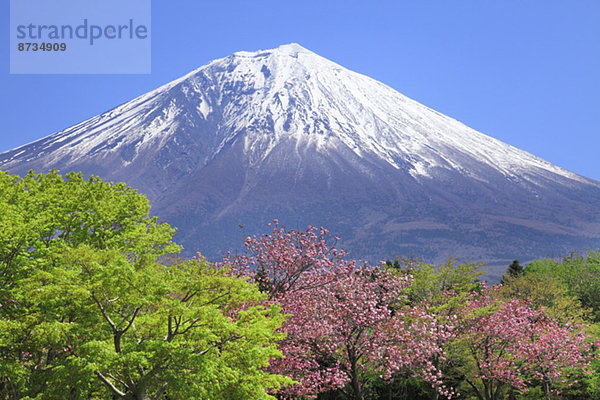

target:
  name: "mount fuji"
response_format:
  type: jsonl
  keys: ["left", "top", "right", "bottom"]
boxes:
{"left": 2, "top": 43, "right": 599, "bottom": 274}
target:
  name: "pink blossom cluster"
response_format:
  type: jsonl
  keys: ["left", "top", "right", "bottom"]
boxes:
{"left": 223, "top": 222, "right": 351, "bottom": 297}
{"left": 457, "top": 286, "right": 597, "bottom": 397}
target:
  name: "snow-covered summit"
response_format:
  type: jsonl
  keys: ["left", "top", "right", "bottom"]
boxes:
{"left": 2, "top": 43, "right": 590, "bottom": 187}
{"left": 234, "top": 42, "right": 311, "bottom": 57}
{"left": 207, "top": 43, "right": 587, "bottom": 184}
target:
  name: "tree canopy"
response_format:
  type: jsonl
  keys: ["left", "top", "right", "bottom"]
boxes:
{"left": 0, "top": 171, "right": 289, "bottom": 400}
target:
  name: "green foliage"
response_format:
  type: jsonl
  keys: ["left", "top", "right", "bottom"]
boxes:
{"left": 0, "top": 171, "right": 290, "bottom": 399}
{"left": 501, "top": 272, "right": 590, "bottom": 325}
{"left": 521, "top": 252, "right": 600, "bottom": 397}
{"left": 525, "top": 251, "right": 600, "bottom": 322}
{"left": 387, "top": 256, "right": 485, "bottom": 305}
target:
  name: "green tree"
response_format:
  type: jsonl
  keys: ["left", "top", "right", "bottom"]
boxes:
{"left": 500, "top": 260, "right": 523, "bottom": 284}
{"left": 501, "top": 272, "right": 590, "bottom": 325}
{"left": 525, "top": 252, "right": 600, "bottom": 322}
{"left": 0, "top": 171, "right": 290, "bottom": 399}
{"left": 391, "top": 257, "right": 484, "bottom": 305}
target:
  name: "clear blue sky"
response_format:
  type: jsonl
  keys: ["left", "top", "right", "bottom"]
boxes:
{"left": 2, "top": 1, "right": 599, "bottom": 180}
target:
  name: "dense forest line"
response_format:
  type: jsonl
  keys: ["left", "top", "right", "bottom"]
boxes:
{"left": 1, "top": 171, "right": 598, "bottom": 400}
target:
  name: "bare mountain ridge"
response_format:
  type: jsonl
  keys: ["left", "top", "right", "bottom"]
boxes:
{"left": 2, "top": 44, "right": 600, "bottom": 274}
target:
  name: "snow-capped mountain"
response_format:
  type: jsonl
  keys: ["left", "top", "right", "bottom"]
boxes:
{"left": 2, "top": 43, "right": 599, "bottom": 273}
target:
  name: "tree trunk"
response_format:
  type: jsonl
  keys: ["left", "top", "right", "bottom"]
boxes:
{"left": 348, "top": 350, "right": 364, "bottom": 400}
{"left": 542, "top": 376, "right": 552, "bottom": 400}
{"left": 350, "top": 369, "right": 364, "bottom": 400}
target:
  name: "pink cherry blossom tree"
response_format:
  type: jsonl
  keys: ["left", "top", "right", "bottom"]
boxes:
{"left": 519, "top": 316, "right": 596, "bottom": 398}
{"left": 226, "top": 222, "right": 455, "bottom": 400}
{"left": 455, "top": 286, "right": 597, "bottom": 400}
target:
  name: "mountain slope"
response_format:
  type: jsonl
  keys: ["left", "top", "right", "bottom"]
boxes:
{"left": 2, "top": 43, "right": 599, "bottom": 273}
